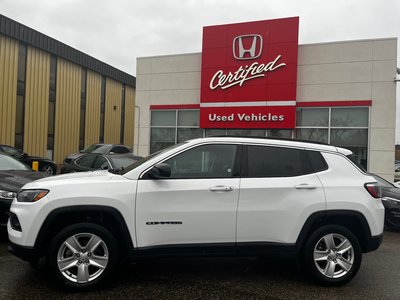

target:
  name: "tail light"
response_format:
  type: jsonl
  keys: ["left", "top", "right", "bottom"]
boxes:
{"left": 364, "top": 183, "right": 382, "bottom": 198}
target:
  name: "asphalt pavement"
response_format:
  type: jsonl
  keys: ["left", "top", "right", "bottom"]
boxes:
{"left": 0, "top": 229, "right": 399, "bottom": 299}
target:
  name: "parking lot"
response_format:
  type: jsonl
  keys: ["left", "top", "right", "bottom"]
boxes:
{"left": 0, "top": 230, "right": 398, "bottom": 299}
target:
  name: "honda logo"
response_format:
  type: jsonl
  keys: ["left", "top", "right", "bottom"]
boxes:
{"left": 233, "top": 34, "right": 263, "bottom": 60}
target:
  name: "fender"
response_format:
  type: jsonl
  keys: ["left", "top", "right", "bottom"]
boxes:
{"left": 295, "top": 210, "right": 375, "bottom": 252}
{"left": 34, "top": 205, "right": 135, "bottom": 255}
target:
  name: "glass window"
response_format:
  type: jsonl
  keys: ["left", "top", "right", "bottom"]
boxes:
{"left": 266, "top": 129, "right": 292, "bottom": 138}
{"left": 330, "top": 129, "right": 368, "bottom": 147}
{"left": 1, "top": 146, "right": 21, "bottom": 158}
{"left": 205, "top": 129, "right": 226, "bottom": 137}
{"left": 163, "top": 144, "right": 237, "bottom": 179}
{"left": 177, "top": 128, "right": 203, "bottom": 143}
{"left": 227, "top": 129, "right": 266, "bottom": 137}
{"left": 92, "top": 156, "right": 108, "bottom": 169}
{"left": 331, "top": 108, "right": 368, "bottom": 127}
{"left": 178, "top": 110, "right": 199, "bottom": 126}
{"left": 151, "top": 111, "right": 176, "bottom": 126}
{"left": 150, "top": 128, "right": 176, "bottom": 153}
{"left": 296, "top": 128, "right": 328, "bottom": 143}
{"left": 296, "top": 108, "right": 329, "bottom": 127}
{"left": 110, "top": 146, "right": 130, "bottom": 154}
{"left": 76, "top": 154, "right": 97, "bottom": 168}
{"left": 246, "top": 145, "right": 304, "bottom": 177}
{"left": 307, "top": 151, "right": 328, "bottom": 173}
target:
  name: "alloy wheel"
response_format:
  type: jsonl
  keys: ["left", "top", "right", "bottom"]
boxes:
{"left": 57, "top": 233, "right": 109, "bottom": 283}
{"left": 313, "top": 233, "right": 354, "bottom": 279}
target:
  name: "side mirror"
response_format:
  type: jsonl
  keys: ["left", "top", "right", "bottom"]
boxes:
{"left": 147, "top": 163, "right": 171, "bottom": 179}
{"left": 396, "top": 167, "right": 400, "bottom": 173}
{"left": 100, "top": 163, "right": 109, "bottom": 170}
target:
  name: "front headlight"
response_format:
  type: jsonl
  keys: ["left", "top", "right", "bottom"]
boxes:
{"left": 0, "top": 190, "right": 17, "bottom": 200}
{"left": 17, "top": 189, "right": 49, "bottom": 202}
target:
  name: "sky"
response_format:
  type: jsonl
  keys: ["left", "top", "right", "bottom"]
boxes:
{"left": 1, "top": 0, "right": 400, "bottom": 139}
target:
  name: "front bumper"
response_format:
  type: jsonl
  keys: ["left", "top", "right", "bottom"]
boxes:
{"left": 8, "top": 241, "right": 41, "bottom": 262}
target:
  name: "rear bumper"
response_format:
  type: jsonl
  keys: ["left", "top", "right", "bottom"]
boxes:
{"left": 364, "top": 233, "right": 383, "bottom": 253}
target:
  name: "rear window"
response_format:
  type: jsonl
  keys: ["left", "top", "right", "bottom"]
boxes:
{"left": 306, "top": 151, "right": 328, "bottom": 173}
{"left": 245, "top": 145, "right": 312, "bottom": 178}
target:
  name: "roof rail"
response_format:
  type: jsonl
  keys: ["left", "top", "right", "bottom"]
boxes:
{"left": 206, "top": 135, "right": 330, "bottom": 146}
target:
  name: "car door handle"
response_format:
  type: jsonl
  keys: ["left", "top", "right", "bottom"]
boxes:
{"left": 209, "top": 185, "right": 234, "bottom": 192}
{"left": 295, "top": 184, "right": 317, "bottom": 190}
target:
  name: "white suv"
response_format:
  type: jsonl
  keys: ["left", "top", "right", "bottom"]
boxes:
{"left": 8, "top": 137, "right": 384, "bottom": 289}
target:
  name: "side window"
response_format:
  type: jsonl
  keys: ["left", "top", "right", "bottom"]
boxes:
{"left": 163, "top": 144, "right": 237, "bottom": 179}
{"left": 110, "top": 146, "right": 130, "bottom": 154}
{"left": 75, "top": 154, "right": 97, "bottom": 168}
{"left": 307, "top": 151, "right": 328, "bottom": 172}
{"left": 93, "top": 156, "right": 109, "bottom": 169}
{"left": 246, "top": 145, "right": 307, "bottom": 177}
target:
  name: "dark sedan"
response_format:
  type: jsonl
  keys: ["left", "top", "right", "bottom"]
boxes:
{"left": 0, "top": 144, "right": 57, "bottom": 175}
{"left": 0, "top": 153, "right": 49, "bottom": 226}
{"left": 60, "top": 153, "right": 143, "bottom": 174}
{"left": 372, "top": 174, "right": 400, "bottom": 231}
{"left": 63, "top": 143, "right": 133, "bottom": 165}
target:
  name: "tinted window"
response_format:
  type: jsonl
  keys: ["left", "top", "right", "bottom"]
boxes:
{"left": 163, "top": 144, "right": 237, "bottom": 179}
{"left": 307, "top": 151, "right": 328, "bottom": 173}
{"left": 111, "top": 146, "right": 130, "bottom": 154}
{"left": 76, "top": 154, "right": 97, "bottom": 168}
{"left": 246, "top": 145, "right": 304, "bottom": 177}
{"left": 1, "top": 146, "right": 21, "bottom": 158}
{"left": 93, "top": 156, "right": 108, "bottom": 169}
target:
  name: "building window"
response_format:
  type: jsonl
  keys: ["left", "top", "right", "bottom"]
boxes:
{"left": 99, "top": 76, "right": 106, "bottom": 143}
{"left": 296, "top": 107, "right": 369, "bottom": 170}
{"left": 47, "top": 55, "right": 57, "bottom": 159}
{"left": 150, "top": 107, "right": 369, "bottom": 170}
{"left": 15, "top": 44, "right": 27, "bottom": 150}
{"left": 79, "top": 68, "right": 87, "bottom": 150}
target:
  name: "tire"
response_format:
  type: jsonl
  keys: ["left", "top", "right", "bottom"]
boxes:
{"left": 47, "top": 223, "right": 119, "bottom": 290}
{"left": 302, "top": 225, "right": 362, "bottom": 286}
{"left": 41, "top": 163, "right": 56, "bottom": 175}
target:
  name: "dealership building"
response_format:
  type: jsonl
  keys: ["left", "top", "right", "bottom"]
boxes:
{"left": 0, "top": 14, "right": 136, "bottom": 165}
{"left": 135, "top": 17, "right": 398, "bottom": 181}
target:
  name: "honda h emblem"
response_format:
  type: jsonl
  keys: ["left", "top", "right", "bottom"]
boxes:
{"left": 233, "top": 34, "right": 263, "bottom": 60}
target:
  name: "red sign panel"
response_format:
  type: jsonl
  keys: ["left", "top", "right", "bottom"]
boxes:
{"left": 200, "top": 17, "right": 299, "bottom": 128}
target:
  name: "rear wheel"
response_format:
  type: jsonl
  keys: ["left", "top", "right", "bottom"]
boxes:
{"left": 302, "top": 225, "right": 362, "bottom": 286}
{"left": 41, "top": 163, "right": 56, "bottom": 175}
{"left": 48, "top": 223, "right": 119, "bottom": 290}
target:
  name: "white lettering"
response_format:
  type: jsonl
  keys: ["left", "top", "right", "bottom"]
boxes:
{"left": 209, "top": 55, "right": 286, "bottom": 90}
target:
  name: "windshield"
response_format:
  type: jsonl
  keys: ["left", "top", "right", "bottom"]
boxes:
{"left": 0, "top": 154, "right": 30, "bottom": 171}
{"left": 119, "top": 142, "right": 187, "bottom": 175}
{"left": 111, "top": 156, "right": 142, "bottom": 170}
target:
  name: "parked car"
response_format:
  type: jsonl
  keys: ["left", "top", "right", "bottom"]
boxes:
{"left": 8, "top": 137, "right": 384, "bottom": 289}
{"left": 0, "top": 144, "right": 57, "bottom": 175}
{"left": 395, "top": 164, "right": 400, "bottom": 182}
{"left": 0, "top": 153, "right": 49, "bottom": 226}
{"left": 371, "top": 174, "right": 400, "bottom": 231}
{"left": 64, "top": 144, "right": 133, "bottom": 165}
{"left": 60, "top": 153, "right": 143, "bottom": 174}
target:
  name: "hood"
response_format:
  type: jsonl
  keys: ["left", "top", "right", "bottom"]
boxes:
{"left": 65, "top": 153, "right": 82, "bottom": 161}
{"left": 0, "top": 170, "right": 49, "bottom": 192}
{"left": 23, "top": 170, "right": 114, "bottom": 190}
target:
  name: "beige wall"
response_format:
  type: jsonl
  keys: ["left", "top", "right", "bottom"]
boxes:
{"left": 135, "top": 38, "right": 397, "bottom": 180}
{"left": 54, "top": 58, "right": 82, "bottom": 164}
{"left": 24, "top": 47, "right": 50, "bottom": 157}
{"left": 0, "top": 35, "right": 18, "bottom": 146}
{"left": 104, "top": 78, "right": 122, "bottom": 144}
{"left": 85, "top": 70, "right": 102, "bottom": 147}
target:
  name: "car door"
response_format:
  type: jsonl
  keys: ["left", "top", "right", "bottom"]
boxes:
{"left": 236, "top": 145, "right": 326, "bottom": 245}
{"left": 135, "top": 143, "right": 241, "bottom": 251}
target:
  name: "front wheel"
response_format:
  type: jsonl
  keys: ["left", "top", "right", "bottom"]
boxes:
{"left": 302, "top": 225, "right": 362, "bottom": 286}
{"left": 41, "top": 163, "right": 56, "bottom": 175}
{"left": 48, "top": 223, "right": 119, "bottom": 290}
